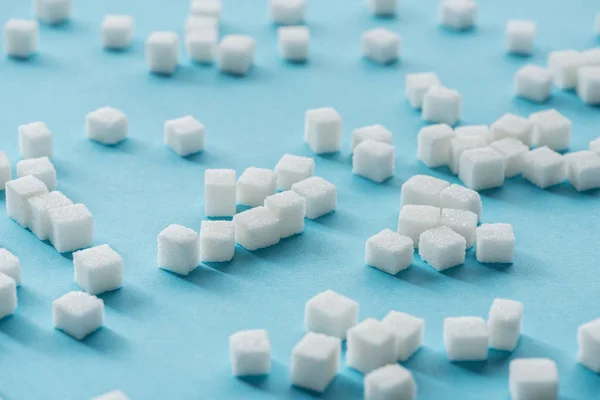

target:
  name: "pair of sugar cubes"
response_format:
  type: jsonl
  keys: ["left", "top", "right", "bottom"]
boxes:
{"left": 184, "top": 2, "right": 221, "bottom": 64}
{"left": 438, "top": 0, "right": 478, "bottom": 31}
{"left": 351, "top": 125, "right": 395, "bottom": 183}
{"left": 0, "top": 249, "right": 20, "bottom": 320}
{"left": 405, "top": 73, "right": 461, "bottom": 126}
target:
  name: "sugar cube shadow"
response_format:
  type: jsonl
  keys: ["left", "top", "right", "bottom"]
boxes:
{"left": 80, "top": 327, "right": 132, "bottom": 358}
{"left": 100, "top": 285, "right": 153, "bottom": 314}
{"left": 0, "top": 314, "right": 59, "bottom": 355}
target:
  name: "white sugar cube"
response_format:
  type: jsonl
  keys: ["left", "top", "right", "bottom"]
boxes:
{"left": 48, "top": 204, "right": 94, "bottom": 253}
{"left": 582, "top": 48, "right": 600, "bottom": 67}
{"left": 28, "top": 191, "right": 73, "bottom": 240}
{"left": 264, "top": 191, "right": 306, "bottom": 238}
{"left": 397, "top": 205, "right": 440, "bottom": 247}
{"left": 291, "top": 176, "right": 337, "bottom": 219}
{"left": 515, "top": 65, "right": 552, "bottom": 103}
{"left": 381, "top": 311, "right": 424, "bottom": 362}
{"left": 3, "top": 19, "right": 38, "bottom": 59}
{"left": 509, "top": 358, "right": 559, "bottom": 400}
{"left": 90, "top": 390, "right": 130, "bottom": 400}
{"left": 218, "top": 35, "right": 256, "bottom": 76}
{"left": 6, "top": 175, "right": 48, "bottom": 228}
{"left": 367, "top": 0, "right": 396, "bottom": 16}
{"left": 200, "top": 220, "right": 235, "bottom": 262}
{"left": 291, "top": 332, "right": 341, "bottom": 393}
{"left": 419, "top": 225, "right": 466, "bottom": 271}
{"left": 102, "top": 15, "right": 134, "bottom": 50}
{"left": 459, "top": 147, "right": 505, "bottom": 191}
{"left": 0, "top": 249, "right": 21, "bottom": 286}
{"left": 488, "top": 298, "right": 523, "bottom": 351}
{"left": 190, "top": 0, "right": 222, "bottom": 18}
{"left": 401, "top": 174, "right": 450, "bottom": 207}
{"left": 347, "top": 318, "right": 396, "bottom": 374}
{"left": 19, "top": 121, "right": 53, "bottom": 159}
{"left": 522, "top": 146, "right": 565, "bottom": 189}
{"left": 491, "top": 113, "right": 533, "bottom": 146}
{"left": 274, "top": 154, "right": 315, "bottom": 190}
{"left": 351, "top": 124, "right": 393, "bottom": 152}
{"left": 304, "top": 107, "right": 342, "bottom": 154}
{"left": 365, "top": 229, "right": 413, "bottom": 275}
{"left": 591, "top": 137, "right": 600, "bottom": 154}
{"left": 444, "top": 317, "right": 488, "bottom": 361}
{"left": 529, "top": 109, "right": 571, "bottom": 151}
{"left": 157, "top": 224, "right": 199, "bottom": 275}
{"left": 233, "top": 206, "right": 280, "bottom": 250}
{"left": 548, "top": 50, "right": 582, "bottom": 90}
{"left": 229, "top": 329, "right": 271, "bottom": 376}
{"left": 353, "top": 140, "right": 395, "bottom": 183}
{"left": 304, "top": 289, "right": 359, "bottom": 339}
{"left": 422, "top": 86, "right": 461, "bottom": 126}
{"left": 506, "top": 20, "right": 536, "bottom": 55}
{"left": 52, "top": 291, "right": 104, "bottom": 340}
{"left": 449, "top": 136, "right": 488, "bottom": 174}
{"left": 16, "top": 156, "right": 56, "bottom": 191}
{"left": 365, "top": 364, "right": 416, "bottom": 400}
{"left": 439, "top": 208, "right": 477, "bottom": 248}
{"left": 270, "top": 0, "right": 306, "bottom": 25}
{"left": 439, "top": 0, "right": 478, "bottom": 31}
{"left": 205, "top": 169, "right": 236, "bottom": 217}
{"left": 278, "top": 26, "right": 309, "bottom": 62}
{"left": 489, "top": 138, "right": 528, "bottom": 178}
{"left": 146, "top": 31, "right": 179, "bottom": 75}
{"left": 86, "top": 107, "right": 128, "bottom": 145}
{"left": 564, "top": 151, "right": 600, "bottom": 192}
{"left": 577, "top": 66, "right": 600, "bottom": 105}
{"left": 476, "top": 223, "right": 514, "bottom": 264}
{"left": 405, "top": 72, "right": 441, "bottom": 109}
{"left": 578, "top": 318, "right": 600, "bottom": 373}
{"left": 0, "top": 152, "right": 10, "bottom": 190}
{"left": 361, "top": 28, "right": 401, "bottom": 65}
{"left": 34, "top": 0, "right": 71, "bottom": 25}
{"left": 73, "top": 245, "right": 123, "bottom": 295}
{"left": 417, "top": 123, "right": 456, "bottom": 168}
{"left": 185, "top": 16, "right": 219, "bottom": 34}
{"left": 237, "top": 167, "right": 277, "bottom": 207}
{"left": 164, "top": 115, "right": 205, "bottom": 157}
{"left": 455, "top": 125, "right": 493, "bottom": 143}
{"left": 185, "top": 29, "right": 218, "bottom": 64}
{"left": 0, "top": 273, "right": 17, "bottom": 319}
{"left": 439, "top": 184, "right": 482, "bottom": 221}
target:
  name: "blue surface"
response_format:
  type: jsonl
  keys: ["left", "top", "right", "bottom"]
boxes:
{"left": 1, "top": 0, "right": 600, "bottom": 399}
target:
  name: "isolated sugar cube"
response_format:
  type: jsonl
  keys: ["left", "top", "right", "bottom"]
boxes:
{"left": 361, "top": 28, "right": 401, "bottom": 65}
{"left": 218, "top": 35, "right": 256, "bottom": 76}
{"left": 186, "top": 29, "right": 218, "bottom": 64}
{"left": 353, "top": 140, "right": 395, "bottom": 183}
{"left": 365, "top": 229, "right": 413, "bottom": 275}
{"left": 0, "top": 249, "right": 21, "bottom": 286}
{"left": 439, "top": 208, "right": 477, "bottom": 248}
{"left": 515, "top": 65, "right": 552, "bottom": 103}
{"left": 449, "top": 136, "right": 487, "bottom": 175}
{"left": 577, "top": 66, "right": 600, "bottom": 105}
{"left": 157, "top": 224, "right": 199, "bottom": 275}
{"left": 304, "top": 289, "right": 358, "bottom": 339}
{"left": 264, "top": 191, "right": 306, "bottom": 238}
{"left": 28, "top": 191, "right": 73, "bottom": 240}
{"left": 564, "top": 151, "right": 600, "bottom": 192}
{"left": 506, "top": 20, "right": 536, "bottom": 55}
{"left": 529, "top": 109, "right": 571, "bottom": 151}
{"left": 417, "top": 123, "right": 456, "bottom": 168}
{"left": 400, "top": 174, "right": 450, "bottom": 207}
{"left": 86, "top": 107, "right": 128, "bottom": 145}
{"left": 548, "top": 50, "right": 582, "bottom": 90}
{"left": 419, "top": 225, "right": 466, "bottom": 271}
{"left": 291, "top": 176, "right": 337, "bottom": 219}
{"left": 365, "top": 364, "right": 417, "bottom": 400}
{"left": 16, "top": 156, "right": 56, "bottom": 190}
{"left": 578, "top": 318, "right": 600, "bottom": 373}
{"left": 352, "top": 125, "right": 393, "bottom": 153}
{"left": 591, "top": 137, "right": 600, "bottom": 154}
{"left": 0, "top": 152, "right": 11, "bottom": 190}
{"left": 490, "top": 138, "right": 528, "bottom": 178}
{"left": 74, "top": 245, "right": 124, "bottom": 295}
{"left": 34, "top": 0, "right": 71, "bottom": 25}
{"left": 229, "top": 329, "right": 271, "bottom": 376}
{"left": 439, "top": 184, "right": 481, "bottom": 221}
{"left": 274, "top": 154, "right": 314, "bottom": 190}
{"left": 291, "top": 332, "right": 341, "bottom": 393}
{"left": 444, "top": 316, "right": 488, "bottom": 361}
{"left": 48, "top": 204, "right": 94, "bottom": 253}
{"left": 270, "top": 0, "right": 306, "bottom": 25}
{"left": 347, "top": 318, "right": 396, "bottom": 374}
{"left": 438, "top": 0, "right": 478, "bottom": 31}
{"left": 190, "top": 0, "right": 222, "bottom": 18}
{"left": 491, "top": 113, "right": 533, "bottom": 146}
{"left": 488, "top": 298, "right": 523, "bottom": 351}
{"left": 52, "top": 291, "right": 104, "bottom": 340}
{"left": 405, "top": 72, "right": 441, "bottom": 109}
{"left": 0, "top": 273, "right": 17, "bottom": 319}
{"left": 476, "top": 223, "right": 514, "bottom": 264}
{"left": 233, "top": 206, "right": 280, "bottom": 250}
{"left": 278, "top": 26, "right": 309, "bottom": 62}
{"left": 237, "top": 167, "right": 277, "bottom": 207}
{"left": 422, "top": 86, "right": 461, "bottom": 126}
{"left": 397, "top": 205, "right": 440, "bottom": 247}
{"left": 522, "top": 146, "right": 565, "bottom": 189}
{"left": 200, "top": 220, "right": 235, "bottom": 262}
{"left": 304, "top": 107, "right": 342, "bottom": 154}
{"left": 3, "top": 19, "right": 39, "bottom": 59}
{"left": 204, "top": 169, "right": 236, "bottom": 217}
{"left": 6, "top": 175, "right": 48, "bottom": 228}
{"left": 509, "top": 358, "right": 559, "bottom": 400}
{"left": 164, "top": 115, "right": 205, "bottom": 157}
{"left": 146, "top": 32, "right": 179, "bottom": 75}
{"left": 455, "top": 125, "right": 493, "bottom": 143}
{"left": 90, "top": 390, "right": 130, "bottom": 400}
{"left": 381, "top": 311, "right": 424, "bottom": 362}
{"left": 459, "top": 147, "right": 505, "bottom": 191}
{"left": 102, "top": 15, "right": 134, "bottom": 50}
{"left": 19, "top": 121, "right": 53, "bottom": 159}
{"left": 367, "top": 0, "right": 396, "bottom": 16}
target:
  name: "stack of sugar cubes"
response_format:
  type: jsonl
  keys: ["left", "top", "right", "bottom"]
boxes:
{"left": 184, "top": 0, "right": 221, "bottom": 65}
{"left": 0, "top": 248, "right": 21, "bottom": 322}
{"left": 271, "top": 0, "right": 310, "bottom": 63}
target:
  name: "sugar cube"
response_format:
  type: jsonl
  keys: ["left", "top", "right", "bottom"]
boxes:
{"left": 400, "top": 174, "right": 450, "bottom": 207}
{"left": 304, "top": 107, "right": 343, "bottom": 154}
{"left": 491, "top": 113, "right": 533, "bottom": 146}
{"left": 229, "top": 329, "right": 271, "bottom": 376}
{"left": 422, "top": 86, "right": 461, "bottom": 126}
{"left": 157, "top": 224, "right": 199, "bottom": 275}
{"left": 444, "top": 317, "right": 488, "bottom": 361}
{"left": 102, "top": 15, "right": 134, "bottom": 50}
{"left": 237, "top": 167, "right": 277, "bottom": 207}
{"left": 361, "top": 28, "right": 402, "bottom": 65}
{"left": 190, "top": 0, "right": 222, "bottom": 18}
{"left": 291, "top": 176, "right": 337, "bottom": 219}
{"left": 0, "top": 152, "right": 11, "bottom": 190}
{"left": 73, "top": 245, "right": 123, "bottom": 295}
{"left": 515, "top": 64, "right": 552, "bottom": 103}
{"left": 529, "top": 109, "right": 571, "bottom": 151}
{"left": 34, "top": 0, "right": 71, "bottom": 25}
{"left": 365, "top": 229, "right": 413, "bottom": 275}
{"left": 0, "top": 249, "right": 21, "bottom": 286}
{"left": 417, "top": 123, "right": 456, "bottom": 168}
{"left": 419, "top": 225, "right": 466, "bottom": 271}
{"left": 489, "top": 138, "right": 528, "bottom": 178}
{"left": 48, "top": 204, "right": 94, "bottom": 253}
{"left": 353, "top": 140, "right": 395, "bottom": 183}
{"left": 439, "top": 208, "right": 477, "bottom": 248}
{"left": 439, "top": 184, "right": 482, "bottom": 221}
{"left": 90, "top": 390, "right": 130, "bottom": 400}
{"left": 185, "top": 29, "right": 218, "bottom": 64}
{"left": 591, "top": 137, "right": 600, "bottom": 154}
{"left": 164, "top": 115, "right": 205, "bottom": 157}
{"left": 367, "top": 0, "right": 396, "bottom": 16}
{"left": 6, "top": 175, "right": 48, "bottom": 228}
{"left": 304, "top": 289, "right": 359, "bottom": 339}
{"left": 0, "top": 273, "right": 17, "bottom": 319}
{"left": 459, "top": 147, "right": 505, "bottom": 191}
{"left": 233, "top": 206, "right": 280, "bottom": 250}
{"left": 146, "top": 32, "right": 179, "bottom": 75}
{"left": 364, "top": 364, "right": 417, "bottom": 400}
{"left": 347, "top": 318, "right": 396, "bottom": 374}
{"left": 455, "top": 125, "right": 493, "bottom": 143}
{"left": 509, "top": 358, "right": 559, "bottom": 400}
{"left": 438, "top": 0, "right": 478, "bottom": 31}
{"left": 264, "top": 191, "right": 307, "bottom": 238}
{"left": 291, "top": 332, "right": 341, "bottom": 393}
{"left": 218, "top": 35, "right": 256, "bottom": 75}
{"left": 28, "top": 191, "right": 73, "bottom": 240}
{"left": 18, "top": 121, "right": 53, "bottom": 159}
{"left": 278, "top": 26, "right": 309, "bottom": 62}
{"left": 3, "top": 19, "right": 39, "bottom": 59}
{"left": 564, "top": 151, "right": 600, "bottom": 192}
{"left": 578, "top": 318, "right": 600, "bottom": 373}
{"left": 351, "top": 124, "right": 393, "bottom": 152}
{"left": 86, "top": 107, "right": 128, "bottom": 145}
{"left": 476, "top": 223, "right": 515, "bottom": 264}
{"left": 505, "top": 20, "right": 536, "bottom": 55}
{"left": 270, "top": 0, "right": 306, "bottom": 25}
{"left": 577, "top": 66, "right": 600, "bottom": 105}
{"left": 381, "top": 311, "right": 424, "bottom": 362}
{"left": 449, "top": 136, "right": 488, "bottom": 174}
{"left": 405, "top": 72, "right": 441, "bottom": 109}
{"left": 397, "top": 205, "right": 440, "bottom": 247}
{"left": 204, "top": 169, "right": 236, "bottom": 217}
{"left": 16, "top": 156, "right": 56, "bottom": 191}
{"left": 522, "top": 146, "right": 565, "bottom": 189}
{"left": 274, "top": 154, "right": 315, "bottom": 191}
{"left": 488, "top": 298, "right": 523, "bottom": 351}
{"left": 52, "top": 291, "right": 104, "bottom": 340}
{"left": 548, "top": 50, "right": 582, "bottom": 90}
{"left": 199, "top": 220, "right": 235, "bottom": 262}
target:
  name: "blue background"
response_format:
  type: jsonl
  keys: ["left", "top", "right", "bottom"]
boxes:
{"left": 1, "top": 0, "right": 599, "bottom": 399}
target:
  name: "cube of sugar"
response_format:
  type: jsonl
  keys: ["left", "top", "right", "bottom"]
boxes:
{"left": 489, "top": 138, "right": 528, "bottom": 178}
{"left": 438, "top": 0, "right": 478, "bottom": 31}
{"left": 0, "top": 249, "right": 21, "bottom": 286}
{"left": 205, "top": 169, "right": 236, "bottom": 217}
{"left": 367, "top": 0, "right": 396, "bottom": 17}
{"left": 564, "top": 151, "right": 600, "bottom": 192}
{"left": 28, "top": 191, "right": 73, "bottom": 240}
{"left": 381, "top": 311, "right": 424, "bottom": 362}
{"left": 233, "top": 206, "right": 280, "bottom": 250}
{"left": 157, "top": 224, "right": 199, "bottom": 275}
{"left": 16, "top": 157, "right": 57, "bottom": 190}
{"left": 291, "top": 176, "right": 337, "bottom": 219}
{"left": 488, "top": 298, "right": 524, "bottom": 351}
{"left": 361, "top": 28, "right": 402, "bottom": 65}
{"left": 515, "top": 65, "right": 552, "bottom": 103}
{"left": 270, "top": 0, "right": 306, "bottom": 25}
{"left": 422, "top": 86, "right": 461, "bottom": 126}
{"left": 264, "top": 191, "right": 307, "bottom": 238}
{"left": 351, "top": 124, "right": 393, "bottom": 152}
{"left": 401, "top": 174, "right": 450, "bottom": 207}
{"left": 274, "top": 154, "right": 315, "bottom": 190}
{"left": 190, "top": 0, "right": 222, "bottom": 18}
{"left": 90, "top": 390, "right": 130, "bottom": 400}
{"left": 459, "top": 147, "right": 505, "bottom": 191}
{"left": 444, "top": 317, "right": 488, "bottom": 361}
{"left": 505, "top": 20, "right": 536, "bottom": 55}
{"left": 347, "top": 318, "right": 396, "bottom": 374}
{"left": 364, "top": 364, "right": 417, "bottom": 400}
{"left": 304, "top": 107, "right": 343, "bottom": 154}
{"left": 304, "top": 289, "right": 359, "bottom": 339}
{"left": 237, "top": 167, "right": 277, "bottom": 207}
{"left": 6, "top": 175, "right": 48, "bottom": 228}
{"left": 278, "top": 26, "right": 309, "bottom": 62}
{"left": 522, "top": 146, "right": 565, "bottom": 189}
{"left": 164, "top": 115, "right": 205, "bottom": 157}
{"left": 291, "top": 332, "right": 341, "bottom": 393}
{"left": 419, "top": 225, "right": 466, "bottom": 271}
{"left": 417, "top": 123, "right": 456, "bottom": 168}
{"left": 548, "top": 50, "right": 582, "bottom": 90}
{"left": 405, "top": 72, "right": 441, "bottom": 109}
{"left": 439, "top": 208, "right": 477, "bottom": 248}
{"left": 529, "top": 109, "right": 571, "bottom": 151}
{"left": 48, "top": 204, "right": 94, "bottom": 253}
{"left": 185, "top": 29, "right": 218, "bottom": 64}
{"left": 353, "top": 140, "right": 395, "bottom": 183}
{"left": 0, "top": 151, "right": 11, "bottom": 190}
{"left": 199, "top": 220, "right": 235, "bottom": 262}
{"left": 397, "top": 205, "right": 440, "bottom": 247}
{"left": 52, "top": 291, "right": 104, "bottom": 340}
{"left": 581, "top": 48, "right": 600, "bottom": 67}
{"left": 455, "top": 125, "right": 493, "bottom": 144}
{"left": 102, "top": 15, "right": 134, "bottom": 50}
{"left": 229, "top": 329, "right": 271, "bottom": 376}
{"left": 18, "top": 121, "right": 53, "bottom": 159}
{"left": 34, "top": 0, "right": 71, "bottom": 25}
{"left": 509, "top": 358, "right": 559, "bottom": 400}
{"left": 0, "top": 273, "right": 17, "bottom": 319}
{"left": 449, "top": 136, "right": 488, "bottom": 174}
{"left": 146, "top": 32, "right": 179, "bottom": 75}
{"left": 578, "top": 318, "right": 600, "bottom": 373}
{"left": 185, "top": 16, "right": 219, "bottom": 35}
{"left": 491, "top": 113, "right": 533, "bottom": 146}
{"left": 3, "top": 19, "right": 39, "bottom": 59}
{"left": 218, "top": 35, "right": 256, "bottom": 75}
{"left": 86, "top": 107, "right": 128, "bottom": 145}
{"left": 439, "top": 184, "right": 482, "bottom": 221}
{"left": 73, "top": 245, "right": 124, "bottom": 295}
{"left": 577, "top": 66, "right": 600, "bottom": 105}
{"left": 365, "top": 229, "right": 413, "bottom": 275}
{"left": 591, "top": 137, "right": 600, "bottom": 155}
{"left": 476, "top": 223, "right": 515, "bottom": 263}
